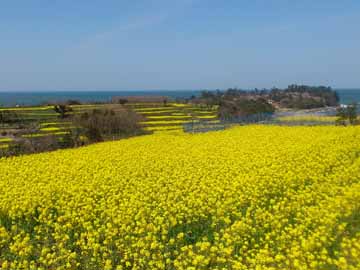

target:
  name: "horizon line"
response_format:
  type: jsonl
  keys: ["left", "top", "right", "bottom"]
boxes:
{"left": 0, "top": 88, "right": 360, "bottom": 93}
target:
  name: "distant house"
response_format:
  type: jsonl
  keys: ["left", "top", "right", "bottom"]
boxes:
{"left": 112, "top": 95, "right": 169, "bottom": 104}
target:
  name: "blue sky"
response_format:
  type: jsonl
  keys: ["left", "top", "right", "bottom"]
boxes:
{"left": 0, "top": 0, "right": 359, "bottom": 91}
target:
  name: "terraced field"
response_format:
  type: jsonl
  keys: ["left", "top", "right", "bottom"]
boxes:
{"left": 0, "top": 103, "right": 217, "bottom": 149}
{"left": 131, "top": 103, "right": 217, "bottom": 132}
{"left": 0, "top": 102, "right": 345, "bottom": 151}
{"left": 276, "top": 115, "right": 337, "bottom": 124}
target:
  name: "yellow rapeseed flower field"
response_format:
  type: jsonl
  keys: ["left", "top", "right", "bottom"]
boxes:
{"left": 277, "top": 115, "right": 337, "bottom": 123}
{"left": 39, "top": 127, "right": 62, "bottom": 132}
{"left": 0, "top": 126, "right": 360, "bottom": 270}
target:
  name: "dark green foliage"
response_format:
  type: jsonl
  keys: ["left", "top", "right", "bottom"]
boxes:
{"left": 336, "top": 103, "right": 358, "bottom": 125}
{"left": 270, "top": 85, "right": 339, "bottom": 108}
{"left": 347, "top": 104, "right": 358, "bottom": 125}
{"left": 5, "top": 141, "right": 29, "bottom": 156}
{"left": 167, "top": 217, "right": 214, "bottom": 245}
{"left": 199, "top": 90, "right": 222, "bottom": 109}
{"left": 118, "top": 99, "right": 128, "bottom": 105}
{"left": 198, "top": 85, "right": 339, "bottom": 110}
{"left": 0, "top": 110, "right": 20, "bottom": 126}
{"left": 57, "top": 133, "right": 76, "bottom": 148}
{"left": 53, "top": 104, "right": 72, "bottom": 119}
{"left": 66, "top": 99, "right": 82, "bottom": 105}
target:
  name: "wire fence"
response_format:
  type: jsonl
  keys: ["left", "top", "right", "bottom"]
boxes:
{"left": 183, "top": 113, "right": 274, "bottom": 133}
{"left": 183, "top": 112, "right": 338, "bottom": 133}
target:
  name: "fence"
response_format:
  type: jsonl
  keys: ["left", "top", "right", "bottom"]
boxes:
{"left": 183, "top": 113, "right": 274, "bottom": 133}
{"left": 183, "top": 112, "right": 339, "bottom": 133}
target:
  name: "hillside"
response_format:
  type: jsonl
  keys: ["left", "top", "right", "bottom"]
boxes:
{"left": 196, "top": 85, "right": 340, "bottom": 112}
{"left": 0, "top": 103, "right": 218, "bottom": 152}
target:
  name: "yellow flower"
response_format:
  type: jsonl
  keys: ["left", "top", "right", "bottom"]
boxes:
{"left": 0, "top": 125, "right": 359, "bottom": 269}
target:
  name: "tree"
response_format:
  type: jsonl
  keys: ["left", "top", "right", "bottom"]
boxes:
{"left": 54, "top": 105, "right": 72, "bottom": 119}
{"left": 348, "top": 103, "right": 358, "bottom": 124}
{"left": 66, "top": 99, "right": 82, "bottom": 105}
{"left": 118, "top": 99, "right": 128, "bottom": 105}
{"left": 336, "top": 103, "right": 358, "bottom": 125}
{"left": 0, "top": 110, "right": 19, "bottom": 126}
{"left": 200, "top": 90, "right": 221, "bottom": 109}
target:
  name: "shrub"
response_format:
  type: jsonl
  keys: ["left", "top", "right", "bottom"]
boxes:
{"left": 66, "top": 99, "right": 82, "bottom": 105}
{"left": 57, "top": 133, "right": 76, "bottom": 148}
{"left": 118, "top": 99, "right": 128, "bottom": 105}
{"left": 336, "top": 103, "right": 359, "bottom": 125}
{"left": 53, "top": 105, "right": 73, "bottom": 119}
{"left": 6, "top": 136, "right": 58, "bottom": 156}
{"left": 0, "top": 110, "right": 20, "bottom": 126}
{"left": 72, "top": 107, "right": 144, "bottom": 142}
{"left": 4, "top": 141, "right": 29, "bottom": 156}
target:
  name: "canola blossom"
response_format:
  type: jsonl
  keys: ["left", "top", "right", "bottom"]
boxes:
{"left": 40, "top": 122, "right": 61, "bottom": 127}
{"left": 144, "top": 125, "right": 183, "bottom": 132}
{"left": 196, "top": 115, "right": 217, "bottom": 119}
{"left": 0, "top": 126, "right": 360, "bottom": 270}
{"left": 40, "top": 122, "right": 73, "bottom": 127}
{"left": 21, "top": 131, "right": 70, "bottom": 138}
{"left": 195, "top": 111, "right": 218, "bottom": 114}
{"left": 0, "top": 106, "right": 54, "bottom": 111}
{"left": 18, "top": 113, "right": 59, "bottom": 117}
{"left": 39, "top": 127, "right": 62, "bottom": 132}
{"left": 0, "top": 138, "right": 13, "bottom": 143}
{"left": 139, "top": 110, "right": 180, "bottom": 115}
{"left": 277, "top": 115, "right": 337, "bottom": 123}
{"left": 134, "top": 107, "right": 177, "bottom": 112}
{"left": 146, "top": 115, "right": 193, "bottom": 120}
{"left": 170, "top": 104, "right": 190, "bottom": 107}
{"left": 141, "top": 120, "right": 198, "bottom": 125}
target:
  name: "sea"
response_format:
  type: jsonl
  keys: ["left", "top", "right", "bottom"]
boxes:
{"left": 0, "top": 89, "right": 359, "bottom": 107}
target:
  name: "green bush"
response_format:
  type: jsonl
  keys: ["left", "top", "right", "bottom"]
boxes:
{"left": 336, "top": 104, "right": 359, "bottom": 125}
{"left": 53, "top": 105, "right": 72, "bottom": 119}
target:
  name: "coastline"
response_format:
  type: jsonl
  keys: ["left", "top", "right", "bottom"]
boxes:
{"left": 0, "top": 89, "right": 359, "bottom": 107}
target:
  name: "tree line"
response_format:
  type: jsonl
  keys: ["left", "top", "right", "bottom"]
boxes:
{"left": 191, "top": 85, "right": 340, "bottom": 120}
